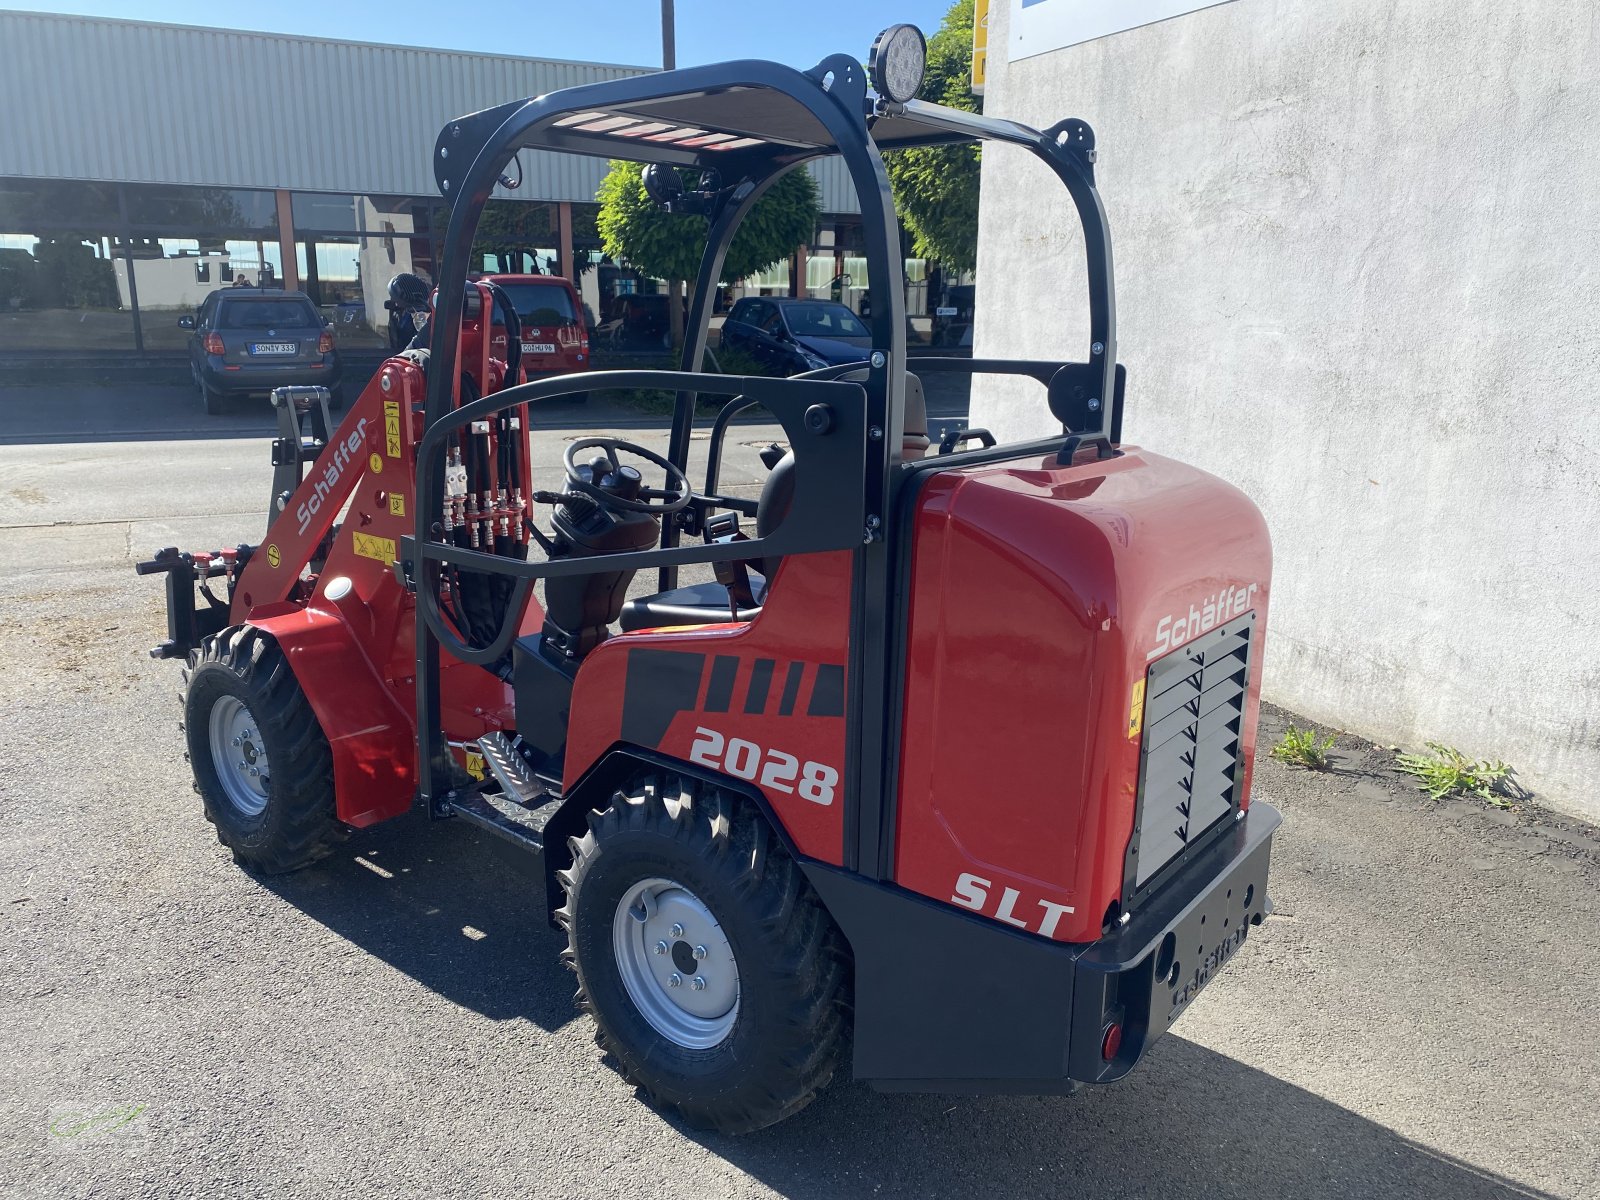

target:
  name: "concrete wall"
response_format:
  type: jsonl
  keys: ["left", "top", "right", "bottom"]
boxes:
{"left": 971, "top": 0, "right": 1600, "bottom": 820}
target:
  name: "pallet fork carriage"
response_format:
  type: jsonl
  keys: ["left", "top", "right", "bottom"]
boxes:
{"left": 142, "top": 24, "right": 1281, "bottom": 1131}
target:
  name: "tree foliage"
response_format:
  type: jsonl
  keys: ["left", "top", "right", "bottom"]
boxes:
{"left": 471, "top": 200, "right": 557, "bottom": 273}
{"left": 595, "top": 162, "right": 820, "bottom": 285}
{"left": 883, "top": 0, "right": 983, "bottom": 272}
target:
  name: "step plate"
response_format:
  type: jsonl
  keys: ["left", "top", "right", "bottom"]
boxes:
{"left": 477, "top": 730, "right": 545, "bottom": 807}
{"left": 445, "top": 790, "right": 549, "bottom": 855}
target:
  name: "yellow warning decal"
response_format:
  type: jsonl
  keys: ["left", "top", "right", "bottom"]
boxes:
{"left": 384, "top": 400, "right": 402, "bottom": 458}
{"left": 265, "top": 544, "right": 281, "bottom": 569}
{"left": 369, "top": 452, "right": 383, "bottom": 474}
{"left": 1127, "top": 678, "right": 1147, "bottom": 740}
{"left": 464, "top": 752, "right": 486, "bottom": 782}
{"left": 352, "top": 532, "right": 396, "bottom": 564}
{"left": 388, "top": 492, "right": 405, "bottom": 518}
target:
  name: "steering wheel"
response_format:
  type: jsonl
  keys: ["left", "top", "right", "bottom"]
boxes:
{"left": 563, "top": 436, "right": 692, "bottom": 515}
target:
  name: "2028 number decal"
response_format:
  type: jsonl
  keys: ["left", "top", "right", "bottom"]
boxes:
{"left": 688, "top": 727, "right": 839, "bottom": 806}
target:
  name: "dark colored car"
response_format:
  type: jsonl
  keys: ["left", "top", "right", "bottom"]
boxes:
{"left": 718, "top": 297, "right": 871, "bottom": 375}
{"left": 595, "top": 292, "right": 683, "bottom": 351}
{"left": 481, "top": 273, "right": 591, "bottom": 379}
{"left": 931, "top": 283, "right": 975, "bottom": 349}
{"left": 180, "top": 288, "right": 342, "bottom": 415}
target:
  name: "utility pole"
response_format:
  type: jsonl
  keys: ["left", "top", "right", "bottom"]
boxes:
{"left": 661, "top": 0, "right": 675, "bottom": 69}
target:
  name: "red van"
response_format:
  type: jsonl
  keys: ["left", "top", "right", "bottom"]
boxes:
{"left": 481, "top": 273, "right": 591, "bottom": 380}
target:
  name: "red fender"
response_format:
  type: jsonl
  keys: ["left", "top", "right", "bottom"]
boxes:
{"left": 247, "top": 600, "right": 415, "bottom": 827}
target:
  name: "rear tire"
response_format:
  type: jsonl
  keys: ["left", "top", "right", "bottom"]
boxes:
{"left": 557, "top": 774, "right": 850, "bottom": 1133}
{"left": 183, "top": 625, "right": 345, "bottom": 873}
{"left": 199, "top": 376, "right": 224, "bottom": 416}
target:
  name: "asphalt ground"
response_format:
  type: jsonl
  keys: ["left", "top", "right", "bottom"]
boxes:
{"left": 1, "top": 385, "right": 1598, "bottom": 1198}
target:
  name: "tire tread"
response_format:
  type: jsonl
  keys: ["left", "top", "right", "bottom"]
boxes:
{"left": 557, "top": 773, "right": 850, "bottom": 1134}
{"left": 184, "top": 625, "right": 344, "bottom": 873}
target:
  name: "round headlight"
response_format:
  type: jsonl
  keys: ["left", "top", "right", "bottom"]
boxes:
{"left": 869, "top": 23, "right": 927, "bottom": 105}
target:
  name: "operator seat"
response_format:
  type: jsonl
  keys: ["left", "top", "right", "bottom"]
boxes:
{"left": 617, "top": 371, "right": 929, "bottom": 633}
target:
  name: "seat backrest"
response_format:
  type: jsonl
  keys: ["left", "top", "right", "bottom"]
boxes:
{"left": 754, "top": 371, "right": 928, "bottom": 578}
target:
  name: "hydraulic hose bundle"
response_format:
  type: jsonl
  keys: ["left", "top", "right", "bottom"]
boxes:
{"left": 435, "top": 281, "right": 531, "bottom": 672}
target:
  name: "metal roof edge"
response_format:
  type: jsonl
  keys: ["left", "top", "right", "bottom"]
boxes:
{"left": 0, "top": 8, "right": 657, "bottom": 74}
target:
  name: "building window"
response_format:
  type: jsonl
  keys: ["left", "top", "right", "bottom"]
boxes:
{"left": 0, "top": 227, "right": 134, "bottom": 352}
{"left": 0, "top": 178, "right": 133, "bottom": 351}
{"left": 123, "top": 184, "right": 278, "bottom": 233}
{"left": 0, "top": 178, "right": 120, "bottom": 228}
{"left": 126, "top": 234, "right": 283, "bottom": 351}
{"left": 293, "top": 193, "right": 442, "bottom": 348}
{"left": 472, "top": 199, "right": 559, "bottom": 275}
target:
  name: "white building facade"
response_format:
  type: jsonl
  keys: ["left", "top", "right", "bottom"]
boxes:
{"left": 972, "top": 0, "right": 1600, "bottom": 820}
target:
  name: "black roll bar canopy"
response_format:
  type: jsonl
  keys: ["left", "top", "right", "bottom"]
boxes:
{"left": 424, "top": 52, "right": 1116, "bottom": 440}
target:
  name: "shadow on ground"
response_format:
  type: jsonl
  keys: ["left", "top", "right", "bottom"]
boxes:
{"left": 258, "top": 812, "right": 577, "bottom": 1032}
{"left": 692, "top": 1038, "right": 1551, "bottom": 1200}
{"left": 259, "top": 813, "right": 1547, "bottom": 1200}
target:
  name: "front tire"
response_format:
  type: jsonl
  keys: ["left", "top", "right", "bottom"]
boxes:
{"left": 183, "top": 626, "right": 345, "bottom": 873}
{"left": 558, "top": 775, "right": 850, "bottom": 1133}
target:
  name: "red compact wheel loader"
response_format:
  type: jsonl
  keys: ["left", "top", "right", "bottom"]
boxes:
{"left": 139, "top": 24, "right": 1280, "bottom": 1133}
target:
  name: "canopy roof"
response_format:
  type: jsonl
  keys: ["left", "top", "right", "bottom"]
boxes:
{"left": 432, "top": 55, "right": 1078, "bottom": 194}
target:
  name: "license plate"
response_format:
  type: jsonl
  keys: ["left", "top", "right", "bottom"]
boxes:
{"left": 251, "top": 342, "right": 296, "bottom": 355}
{"left": 521, "top": 342, "right": 557, "bottom": 355}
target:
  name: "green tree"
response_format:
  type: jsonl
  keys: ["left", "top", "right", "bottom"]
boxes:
{"left": 883, "top": 0, "right": 983, "bottom": 273}
{"left": 596, "top": 162, "right": 820, "bottom": 348}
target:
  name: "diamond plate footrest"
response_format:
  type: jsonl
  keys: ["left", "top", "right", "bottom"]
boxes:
{"left": 476, "top": 730, "right": 545, "bottom": 808}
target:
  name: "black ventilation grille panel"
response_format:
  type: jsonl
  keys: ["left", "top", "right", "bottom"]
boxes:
{"left": 1132, "top": 612, "right": 1256, "bottom": 888}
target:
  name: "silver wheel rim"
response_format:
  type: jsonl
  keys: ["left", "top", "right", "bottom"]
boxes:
{"left": 612, "top": 877, "right": 740, "bottom": 1050}
{"left": 208, "top": 695, "right": 270, "bottom": 817}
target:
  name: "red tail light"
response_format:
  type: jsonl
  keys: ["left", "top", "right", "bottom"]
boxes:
{"left": 1101, "top": 1021, "right": 1123, "bottom": 1062}
{"left": 318, "top": 330, "right": 334, "bottom": 354}
{"left": 556, "top": 324, "right": 589, "bottom": 355}
{"left": 203, "top": 332, "right": 225, "bottom": 356}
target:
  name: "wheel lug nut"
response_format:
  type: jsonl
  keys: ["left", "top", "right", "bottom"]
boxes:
{"left": 668, "top": 973, "right": 683, "bottom": 988}
{"left": 692, "top": 945, "right": 708, "bottom": 961}
{"left": 691, "top": 976, "right": 706, "bottom": 991}
{"left": 232, "top": 736, "right": 242, "bottom": 747}
{"left": 654, "top": 940, "right": 668, "bottom": 955}
{"left": 669, "top": 923, "right": 684, "bottom": 939}
{"left": 248, "top": 766, "right": 260, "bottom": 777}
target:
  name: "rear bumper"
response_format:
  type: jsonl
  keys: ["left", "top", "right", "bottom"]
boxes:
{"left": 1068, "top": 802, "right": 1279, "bottom": 1083}
{"left": 203, "top": 357, "right": 341, "bottom": 395}
{"left": 802, "top": 802, "right": 1281, "bottom": 1094}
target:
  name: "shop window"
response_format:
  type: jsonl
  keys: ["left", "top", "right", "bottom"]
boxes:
{"left": 126, "top": 236, "right": 284, "bottom": 351}
{"left": 0, "top": 177, "right": 120, "bottom": 229}
{"left": 123, "top": 184, "right": 278, "bottom": 233}
{"left": 292, "top": 196, "right": 439, "bottom": 348}
{"left": 472, "top": 200, "right": 558, "bottom": 275}
{"left": 295, "top": 235, "right": 408, "bottom": 350}
{"left": 0, "top": 228, "right": 134, "bottom": 352}
{"left": 292, "top": 192, "right": 361, "bottom": 233}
